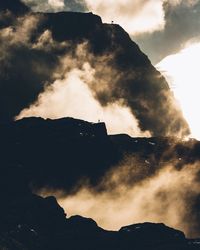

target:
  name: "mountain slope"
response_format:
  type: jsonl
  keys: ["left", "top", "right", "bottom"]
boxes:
{"left": 0, "top": 117, "right": 199, "bottom": 192}
{"left": 0, "top": 188, "right": 199, "bottom": 250}
{"left": 0, "top": 2, "right": 189, "bottom": 137}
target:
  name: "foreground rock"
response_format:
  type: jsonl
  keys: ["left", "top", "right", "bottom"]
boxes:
{"left": 0, "top": 190, "right": 199, "bottom": 250}
{"left": 0, "top": 117, "right": 200, "bottom": 248}
{"left": 0, "top": 117, "right": 200, "bottom": 192}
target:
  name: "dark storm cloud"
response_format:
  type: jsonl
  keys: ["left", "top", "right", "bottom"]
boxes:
{"left": 135, "top": 0, "right": 200, "bottom": 64}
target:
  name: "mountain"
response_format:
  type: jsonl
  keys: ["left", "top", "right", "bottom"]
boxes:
{"left": 1, "top": 118, "right": 200, "bottom": 249}
{"left": 0, "top": 117, "right": 198, "bottom": 192}
{"left": 0, "top": 1, "right": 199, "bottom": 248}
{"left": 0, "top": 1, "right": 189, "bottom": 137}
{"left": 1, "top": 189, "right": 198, "bottom": 250}
{"left": 1, "top": 117, "right": 199, "bottom": 192}
{"left": 0, "top": 154, "right": 198, "bottom": 250}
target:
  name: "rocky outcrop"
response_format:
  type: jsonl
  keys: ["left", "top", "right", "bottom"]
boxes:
{"left": 0, "top": 117, "right": 117, "bottom": 191}
{"left": 0, "top": 189, "right": 199, "bottom": 250}
{"left": 0, "top": 117, "right": 200, "bottom": 249}
{"left": 0, "top": 117, "right": 200, "bottom": 192}
{"left": 120, "top": 223, "right": 186, "bottom": 244}
{"left": 0, "top": 2, "right": 189, "bottom": 137}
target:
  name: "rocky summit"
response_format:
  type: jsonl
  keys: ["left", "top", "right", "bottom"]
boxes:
{"left": 0, "top": 0, "right": 189, "bottom": 137}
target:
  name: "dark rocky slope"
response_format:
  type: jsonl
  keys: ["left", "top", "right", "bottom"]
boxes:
{"left": 0, "top": 1, "right": 189, "bottom": 136}
{"left": 0, "top": 2, "right": 199, "bottom": 248}
{"left": 0, "top": 188, "right": 199, "bottom": 250}
{"left": 0, "top": 117, "right": 199, "bottom": 192}
{"left": 1, "top": 118, "right": 200, "bottom": 249}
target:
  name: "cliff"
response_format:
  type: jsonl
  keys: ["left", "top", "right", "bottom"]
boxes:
{"left": 0, "top": 187, "right": 198, "bottom": 250}
{"left": 0, "top": 117, "right": 200, "bottom": 249}
{"left": 0, "top": 117, "right": 199, "bottom": 192}
{"left": 0, "top": 2, "right": 189, "bottom": 137}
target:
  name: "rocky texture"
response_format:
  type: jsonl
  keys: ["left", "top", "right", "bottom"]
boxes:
{"left": 0, "top": 2, "right": 199, "bottom": 248}
{"left": 0, "top": 117, "right": 118, "bottom": 191}
{"left": 0, "top": 189, "right": 199, "bottom": 250}
{"left": 0, "top": 0, "right": 189, "bottom": 137}
{"left": 0, "top": 117, "right": 199, "bottom": 192}
{"left": 0, "top": 118, "right": 200, "bottom": 249}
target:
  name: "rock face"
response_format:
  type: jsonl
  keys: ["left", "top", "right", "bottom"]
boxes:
{"left": 0, "top": 189, "right": 199, "bottom": 250}
{"left": 0, "top": 117, "right": 117, "bottom": 191}
{"left": 0, "top": 118, "right": 200, "bottom": 249}
{"left": 0, "top": 117, "right": 199, "bottom": 192}
{"left": 120, "top": 223, "right": 186, "bottom": 244}
{"left": 0, "top": 2, "right": 199, "bottom": 248}
{"left": 0, "top": 1, "right": 189, "bottom": 137}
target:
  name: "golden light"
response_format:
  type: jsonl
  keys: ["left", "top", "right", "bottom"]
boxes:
{"left": 156, "top": 42, "right": 200, "bottom": 140}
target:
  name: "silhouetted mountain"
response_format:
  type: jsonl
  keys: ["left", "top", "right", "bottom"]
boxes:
{"left": 0, "top": 4, "right": 199, "bottom": 248}
{"left": 0, "top": 0, "right": 29, "bottom": 15}
{"left": 1, "top": 118, "right": 200, "bottom": 248}
{"left": 0, "top": 117, "right": 199, "bottom": 192}
{"left": 0, "top": 7, "right": 189, "bottom": 136}
{"left": 0, "top": 117, "right": 118, "bottom": 191}
{"left": 0, "top": 189, "right": 199, "bottom": 250}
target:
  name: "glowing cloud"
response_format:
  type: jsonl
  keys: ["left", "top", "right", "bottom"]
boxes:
{"left": 16, "top": 64, "right": 149, "bottom": 137}
{"left": 156, "top": 42, "right": 200, "bottom": 140}
{"left": 23, "top": 0, "right": 166, "bottom": 34}
{"left": 22, "top": 0, "right": 68, "bottom": 12}
{"left": 57, "top": 162, "right": 200, "bottom": 238}
{"left": 49, "top": 0, "right": 64, "bottom": 8}
{"left": 85, "top": 0, "right": 165, "bottom": 34}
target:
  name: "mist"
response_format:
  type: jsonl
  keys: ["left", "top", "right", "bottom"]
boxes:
{"left": 0, "top": 1, "right": 189, "bottom": 137}
{"left": 1, "top": 0, "right": 200, "bottom": 242}
{"left": 55, "top": 159, "right": 200, "bottom": 238}
{"left": 16, "top": 46, "right": 150, "bottom": 137}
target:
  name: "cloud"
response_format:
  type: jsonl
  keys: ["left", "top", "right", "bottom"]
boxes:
{"left": 22, "top": 0, "right": 165, "bottom": 34}
{"left": 16, "top": 53, "right": 150, "bottom": 137}
{"left": 57, "top": 160, "right": 200, "bottom": 238}
{"left": 19, "top": 0, "right": 200, "bottom": 65}
{"left": 84, "top": 0, "right": 165, "bottom": 35}
{"left": 22, "top": 0, "right": 87, "bottom": 12}
{"left": 15, "top": 32, "right": 189, "bottom": 137}
{"left": 0, "top": 14, "right": 61, "bottom": 121}
{"left": 49, "top": 0, "right": 65, "bottom": 9}
{"left": 0, "top": 8, "right": 189, "bottom": 137}
{"left": 135, "top": 0, "right": 200, "bottom": 63}
{"left": 156, "top": 41, "right": 200, "bottom": 140}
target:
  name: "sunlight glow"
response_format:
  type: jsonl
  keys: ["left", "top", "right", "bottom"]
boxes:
{"left": 85, "top": 0, "right": 165, "bottom": 34}
{"left": 156, "top": 42, "right": 200, "bottom": 140}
